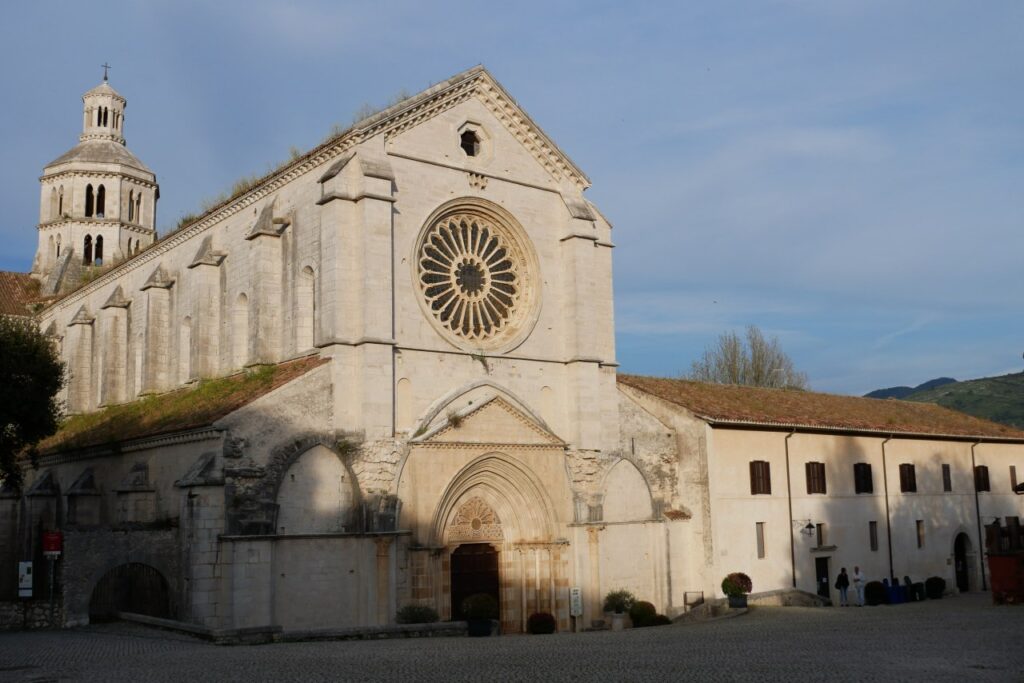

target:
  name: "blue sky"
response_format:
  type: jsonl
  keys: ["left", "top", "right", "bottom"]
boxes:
{"left": 1, "top": 1, "right": 1021, "bottom": 395}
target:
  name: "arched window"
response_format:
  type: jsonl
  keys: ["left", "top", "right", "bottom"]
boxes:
{"left": 49, "top": 187, "right": 57, "bottom": 221}
{"left": 128, "top": 190, "right": 134, "bottom": 221}
{"left": 58, "top": 186, "right": 64, "bottom": 217}
{"left": 102, "top": 107, "right": 108, "bottom": 127}
{"left": 85, "top": 184, "right": 94, "bottom": 217}
{"left": 48, "top": 235, "right": 54, "bottom": 265}
{"left": 83, "top": 234, "right": 93, "bottom": 265}
{"left": 55, "top": 234, "right": 61, "bottom": 258}
{"left": 296, "top": 266, "right": 315, "bottom": 350}
{"left": 96, "top": 185, "right": 105, "bottom": 218}
{"left": 233, "top": 293, "right": 249, "bottom": 368}
{"left": 136, "top": 195, "right": 143, "bottom": 225}
{"left": 95, "top": 108, "right": 101, "bottom": 127}
{"left": 95, "top": 235, "right": 104, "bottom": 265}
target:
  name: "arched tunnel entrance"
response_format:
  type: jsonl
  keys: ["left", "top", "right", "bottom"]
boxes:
{"left": 88, "top": 563, "right": 173, "bottom": 622}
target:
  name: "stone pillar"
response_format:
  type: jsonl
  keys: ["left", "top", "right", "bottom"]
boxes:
{"left": 140, "top": 265, "right": 174, "bottom": 393}
{"left": 66, "top": 306, "right": 95, "bottom": 414}
{"left": 246, "top": 204, "right": 287, "bottom": 364}
{"left": 187, "top": 237, "right": 226, "bottom": 377}
{"left": 375, "top": 537, "right": 392, "bottom": 625}
{"left": 99, "top": 286, "right": 130, "bottom": 405}
{"left": 317, "top": 149, "right": 396, "bottom": 438}
{"left": 586, "top": 525, "right": 603, "bottom": 628}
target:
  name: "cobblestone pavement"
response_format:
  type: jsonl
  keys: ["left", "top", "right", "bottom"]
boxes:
{"left": 1, "top": 594, "right": 1021, "bottom": 682}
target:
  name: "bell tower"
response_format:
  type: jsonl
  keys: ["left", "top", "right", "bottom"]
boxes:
{"left": 33, "top": 67, "right": 159, "bottom": 294}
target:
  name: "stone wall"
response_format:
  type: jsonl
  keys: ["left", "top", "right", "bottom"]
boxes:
{"left": 0, "top": 600, "right": 63, "bottom": 630}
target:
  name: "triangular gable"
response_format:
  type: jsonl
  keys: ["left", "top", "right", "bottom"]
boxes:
{"left": 420, "top": 396, "right": 563, "bottom": 446}
{"left": 361, "top": 66, "right": 590, "bottom": 191}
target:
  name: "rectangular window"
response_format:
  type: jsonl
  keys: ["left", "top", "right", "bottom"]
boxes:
{"left": 805, "top": 461, "right": 826, "bottom": 494}
{"left": 974, "top": 465, "right": 990, "bottom": 492}
{"left": 749, "top": 460, "right": 771, "bottom": 495}
{"left": 1010, "top": 465, "right": 1018, "bottom": 492}
{"left": 899, "top": 464, "right": 917, "bottom": 493}
{"left": 816, "top": 523, "right": 826, "bottom": 548}
{"left": 854, "top": 462, "right": 873, "bottom": 494}
{"left": 756, "top": 522, "right": 765, "bottom": 559}
{"left": 869, "top": 521, "right": 879, "bottom": 552}
{"left": 942, "top": 464, "right": 952, "bottom": 492}
{"left": 916, "top": 520, "right": 925, "bottom": 548}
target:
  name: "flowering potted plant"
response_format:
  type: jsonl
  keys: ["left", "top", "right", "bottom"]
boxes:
{"left": 721, "top": 572, "right": 752, "bottom": 608}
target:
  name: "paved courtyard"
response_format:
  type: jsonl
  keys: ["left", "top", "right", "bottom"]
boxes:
{"left": 1, "top": 594, "right": 1021, "bottom": 682}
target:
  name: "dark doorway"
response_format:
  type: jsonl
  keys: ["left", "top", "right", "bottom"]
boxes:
{"left": 89, "top": 563, "right": 173, "bottom": 622}
{"left": 954, "top": 533, "right": 970, "bottom": 592}
{"left": 815, "top": 557, "right": 831, "bottom": 600}
{"left": 450, "top": 543, "right": 499, "bottom": 621}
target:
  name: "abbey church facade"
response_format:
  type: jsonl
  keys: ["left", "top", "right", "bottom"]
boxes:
{"left": 2, "top": 68, "right": 1022, "bottom": 633}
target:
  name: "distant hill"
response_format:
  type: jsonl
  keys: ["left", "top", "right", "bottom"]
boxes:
{"left": 865, "top": 377, "right": 957, "bottom": 400}
{"left": 867, "top": 373, "right": 1024, "bottom": 430}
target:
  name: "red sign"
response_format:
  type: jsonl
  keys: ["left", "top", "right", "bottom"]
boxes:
{"left": 42, "top": 531, "right": 62, "bottom": 555}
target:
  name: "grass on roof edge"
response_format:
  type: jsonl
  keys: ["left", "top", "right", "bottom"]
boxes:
{"left": 40, "top": 364, "right": 280, "bottom": 454}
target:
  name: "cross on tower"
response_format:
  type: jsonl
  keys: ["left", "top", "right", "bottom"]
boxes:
{"left": 101, "top": 63, "right": 111, "bottom": 81}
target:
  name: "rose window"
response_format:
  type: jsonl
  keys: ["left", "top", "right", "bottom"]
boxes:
{"left": 418, "top": 212, "right": 522, "bottom": 342}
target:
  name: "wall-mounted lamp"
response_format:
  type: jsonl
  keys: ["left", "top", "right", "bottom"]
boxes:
{"left": 801, "top": 522, "right": 815, "bottom": 536}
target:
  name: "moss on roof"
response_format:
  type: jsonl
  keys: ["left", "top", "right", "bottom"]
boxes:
{"left": 0, "top": 271, "right": 40, "bottom": 317}
{"left": 38, "top": 355, "right": 327, "bottom": 454}
{"left": 618, "top": 374, "right": 1024, "bottom": 440}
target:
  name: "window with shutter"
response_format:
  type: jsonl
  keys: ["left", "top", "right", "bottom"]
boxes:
{"left": 869, "top": 521, "right": 878, "bottom": 551}
{"left": 942, "top": 464, "right": 952, "bottom": 492}
{"left": 854, "top": 463, "right": 873, "bottom": 494}
{"left": 805, "top": 462, "right": 826, "bottom": 494}
{"left": 1011, "top": 465, "right": 1018, "bottom": 492}
{"left": 750, "top": 460, "right": 771, "bottom": 495}
{"left": 899, "top": 464, "right": 917, "bottom": 493}
{"left": 974, "top": 465, "right": 990, "bottom": 492}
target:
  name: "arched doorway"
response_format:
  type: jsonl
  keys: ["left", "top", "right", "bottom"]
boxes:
{"left": 88, "top": 563, "right": 173, "bottom": 622}
{"left": 451, "top": 543, "right": 500, "bottom": 621}
{"left": 954, "top": 533, "right": 971, "bottom": 592}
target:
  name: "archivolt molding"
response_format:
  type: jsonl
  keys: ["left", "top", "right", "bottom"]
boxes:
{"left": 429, "top": 452, "right": 558, "bottom": 546}
{"left": 412, "top": 379, "right": 554, "bottom": 439}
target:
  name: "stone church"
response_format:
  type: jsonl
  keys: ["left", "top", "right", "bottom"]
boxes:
{"left": 1, "top": 67, "right": 1022, "bottom": 634}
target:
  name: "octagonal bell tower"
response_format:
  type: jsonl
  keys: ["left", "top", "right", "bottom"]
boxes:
{"left": 33, "top": 70, "right": 159, "bottom": 294}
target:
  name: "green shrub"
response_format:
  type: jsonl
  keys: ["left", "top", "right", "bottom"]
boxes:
{"left": 865, "top": 580, "right": 887, "bottom": 606}
{"left": 925, "top": 576, "right": 946, "bottom": 600}
{"left": 629, "top": 600, "right": 657, "bottom": 627}
{"left": 648, "top": 614, "right": 672, "bottom": 626}
{"left": 721, "top": 572, "right": 752, "bottom": 597}
{"left": 461, "top": 593, "right": 498, "bottom": 620}
{"left": 603, "top": 589, "right": 636, "bottom": 614}
{"left": 395, "top": 604, "right": 439, "bottom": 624}
{"left": 526, "top": 611, "right": 556, "bottom": 634}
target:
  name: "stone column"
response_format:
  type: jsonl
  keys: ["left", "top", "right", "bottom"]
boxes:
{"left": 99, "top": 286, "right": 130, "bottom": 405}
{"left": 65, "top": 306, "right": 95, "bottom": 414}
{"left": 586, "top": 525, "right": 603, "bottom": 628}
{"left": 375, "top": 537, "right": 392, "bottom": 625}
{"left": 316, "top": 149, "right": 396, "bottom": 438}
{"left": 187, "top": 236, "right": 226, "bottom": 377}
{"left": 140, "top": 265, "right": 174, "bottom": 393}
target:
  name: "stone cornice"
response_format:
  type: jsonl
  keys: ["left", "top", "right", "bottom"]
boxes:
{"left": 315, "top": 190, "right": 397, "bottom": 206}
{"left": 35, "top": 427, "right": 223, "bottom": 467}
{"left": 412, "top": 442, "right": 566, "bottom": 451}
{"left": 35, "top": 66, "right": 588, "bottom": 317}
{"left": 39, "top": 169, "right": 158, "bottom": 187}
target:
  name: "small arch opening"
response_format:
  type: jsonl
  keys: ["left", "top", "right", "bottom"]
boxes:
{"left": 85, "top": 184, "right": 94, "bottom": 217}
{"left": 128, "top": 190, "right": 134, "bottom": 221}
{"left": 96, "top": 185, "right": 105, "bottom": 218}
{"left": 58, "top": 186, "right": 64, "bottom": 217}
{"left": 460, "top": 129, "right": 480, "bottom": 157}
{"left": 83, "top": 234, "right": 93, "bottom": 265}
{"left": 95, "top": 235, "right": 104, "bottom": 266}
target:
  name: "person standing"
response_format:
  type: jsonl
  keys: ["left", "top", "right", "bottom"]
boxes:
{"left": 852, "top": 566, "right": 865, "bottom": 606}
{"left": 835, "top": 567, "right": 850, "bottom": 606}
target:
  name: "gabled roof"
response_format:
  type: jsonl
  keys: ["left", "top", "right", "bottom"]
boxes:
{"left": 0, "top": 271, "right": 39, "bottom": 317}
{"left": 618, "top": 374, "right": 1024, "bottom": 441}
{"left": 37, "top": 355, "right": 328, "bottom": 454}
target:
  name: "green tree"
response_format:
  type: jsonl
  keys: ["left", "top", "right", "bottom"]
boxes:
{"left": 687, "top": 325, "right": 808, "bottom": 389}
{"left": 0, "top": 316, "right": 65, "bottom": 488}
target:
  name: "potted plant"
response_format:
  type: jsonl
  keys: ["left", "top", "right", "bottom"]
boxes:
{"left": 526, "top": 611, "right": 556, "bottom": 634}
{"left": 721, "top": 572, "right": 752, "bottom": 608}
{"left": 603, "top": 589, "right": 636, "bottom": 631}
{"left": 461, "top": 593, "right": 499, "bottom": 637}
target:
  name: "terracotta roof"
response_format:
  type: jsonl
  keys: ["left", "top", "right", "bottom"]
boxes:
{"left": 0, "top": 271, "right": 39, "bottom": 317}
{"left": 38, "top": 355, "right": 328, "bottom": 454}
{"left": 617, "top": 374, "right": 1024, "bottom": 441}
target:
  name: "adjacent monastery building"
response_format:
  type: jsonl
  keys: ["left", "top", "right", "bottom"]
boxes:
{"left": 1, "top": 68, "right": 1022, "bottom": 633}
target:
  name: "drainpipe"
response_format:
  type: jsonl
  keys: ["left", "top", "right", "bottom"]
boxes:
{"left": 785, "top": 430, "right": 796, "bottom": 588}
{"left": 971, "top": 441, "right": 987, "bottom": 590}
{"left": 881, "top": 436, "right": 894, "bottom": 582}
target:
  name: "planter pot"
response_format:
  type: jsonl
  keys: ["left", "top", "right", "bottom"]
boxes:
{"left": 467, "top": 619, "right": 493, "bottom": 637}
{"left": 727, "top": 595, "right": 748, "bottom": 609}
{"left": 611, "top": 613, "right": 625, "bottom": 631}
